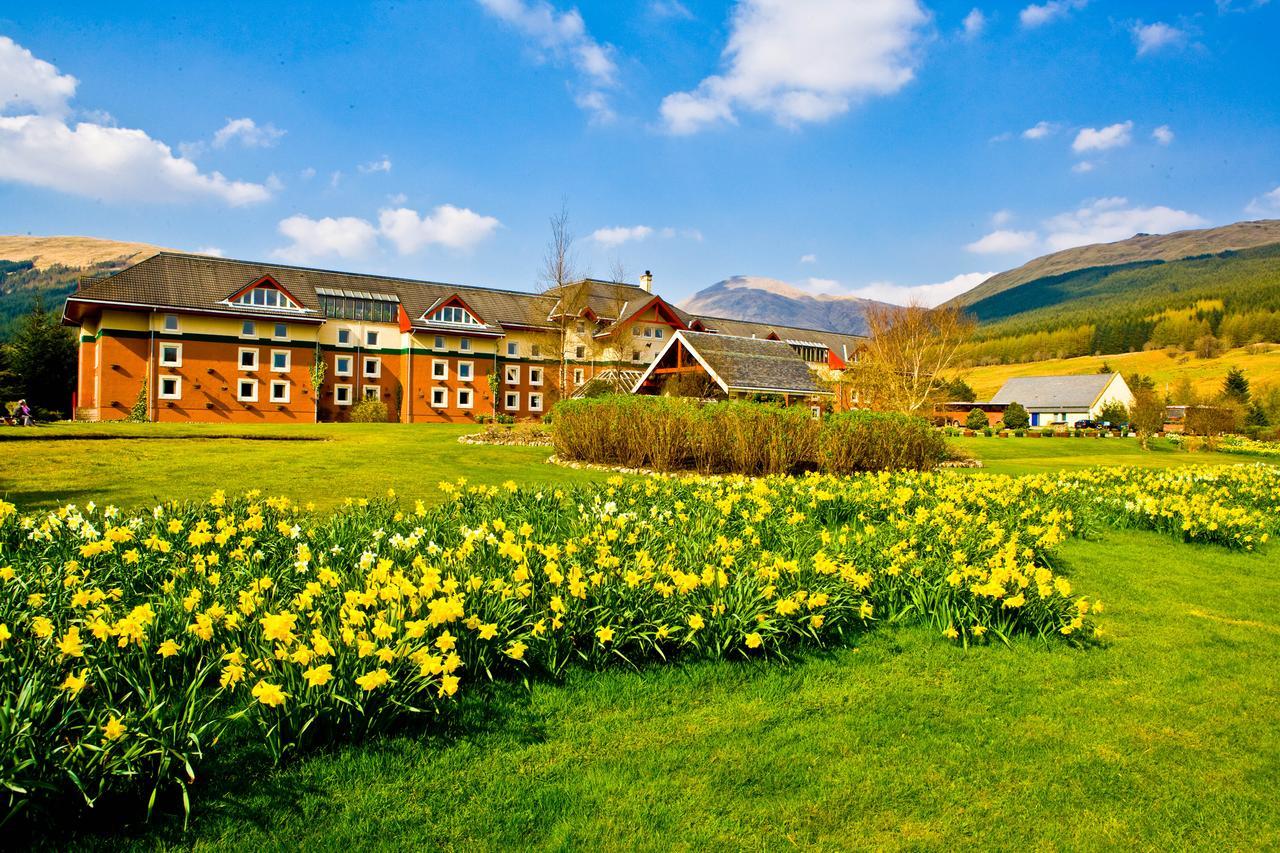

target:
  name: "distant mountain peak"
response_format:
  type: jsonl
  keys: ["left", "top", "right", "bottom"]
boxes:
{"left": 680, "top": 275, "right": 891, "bottom": 336}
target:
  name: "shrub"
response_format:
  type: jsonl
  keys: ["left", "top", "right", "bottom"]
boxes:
{"left": 964, "top": 407, "right": 989, "bottom": 430}
{"left": 348, "top": 398, "right": 388, "bottom": 423}
{"left": 817, "top": 410, "right": 948, "bottom": 474}
{"left": 1003, "top": 402, "right": 1030, "bottom": 430}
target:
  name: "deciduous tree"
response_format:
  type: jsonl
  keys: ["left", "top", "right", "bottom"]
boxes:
{"left": 861, "top": 303, "right": 974, "bottom": 414}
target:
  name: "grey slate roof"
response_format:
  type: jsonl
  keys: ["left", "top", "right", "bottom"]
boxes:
{"left": 671, "top": 330, "right": 825, "bottom": 395}
{"left": 691, "top": 315, "right": 865, "bottom": 360}
{"left": 989, "top": 374, "right": 1119, "bottom": 410}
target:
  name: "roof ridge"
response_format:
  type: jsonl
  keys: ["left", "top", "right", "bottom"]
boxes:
{"left": 693, "top": 312, "right": 866, "bottom": 338}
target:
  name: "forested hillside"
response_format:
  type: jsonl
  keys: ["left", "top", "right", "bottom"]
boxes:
{"left": 958, "top": 243, "right": 1280, "bottom": 365}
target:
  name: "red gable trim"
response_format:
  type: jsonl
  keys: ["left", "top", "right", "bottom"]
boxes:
{"left": 827, "top": 350, "right": 846, "bottom": 370}
{"left": 398, "top": 303, "right": 413, "bottom": 333}
{"left": 225, "top": 274, "right": 304, "bottom": 308}
{"left": 423, "top": 293, "right": 490, "bottom": 326}
{"left": 616, "top": 296, "right": 689, "bottom": 335}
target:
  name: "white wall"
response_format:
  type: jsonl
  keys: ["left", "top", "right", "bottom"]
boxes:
{"left": 1089, "top": 375, "right": 1136, "bottom": 419}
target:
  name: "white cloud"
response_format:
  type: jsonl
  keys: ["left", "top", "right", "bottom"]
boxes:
{"left": 1022, "top": 120, "right": 1055, "bottom": 140}
{"left": 989, "top": 131, "right": 1013, "bottom": 143}
{"left": 961, "top": 8, "right": 986, "bottom": 38}
{"left": 476, "top": 0, "right": 618, "bottom": 122}
{"left": 378, "top": 205, "right": 502, "bottom": 253}
{"left": 1019, "top": 0, "right": 1086, "bottom": 28}
{"left": 329, "top": 171, "right": 343, "bottom": 188}
{"left": 387, "top": 192, "right": 408, "bottom": 205}
{"left": 273, "top": 215, "right": 380, "bottom": 263}
{"left": 799, "top": 253, "right": 817, "bottom": 264}
{"left": 590, "top": 225, "right": 654, "bottom": 247}
{"left": 1042, "top": 197, "right": 1207, "bottom": 251}
{"left": 649, "top": 0, "right": 694, "bottom": 20}
{"left": 848, "top": 272, "right": 996, "bottom": 306}
{"left": 1245, "top": 185, "right": 1280, "bottom": 217}
{"left": 212, "top": 117, "right": 285, "bottom": 149}
{"left": 358, "top": 156, "right": 392, "bottom": 174}
{"left": 991, "top": 209, "right": 1014, "bottom": 226}
{"left": 659, "top": 0, "right": 929, "bottom": 134}
{"left": 965, "top": 229, "right": 1039, "bottom": 254}
{"left": 0, "top": 35, "right": 78, "bottom": 117}
{"left": 193, "top": 246, "right": 224, "bottom": 257}
{"left": 1071, "top": 160, "right": 1095, "bottom": 173}
{"left": 1152, "top": 124, "right": 1174, "bottom": 145}
{"left": 1217, "top": 0, "right": 1271, "bottom": 11}
{"left": 300, "top": 167, "right": 316, "bottom": 180}
{"left": 0, "top": 36, "right": 272, "bottom": 206}
{"left": 1072, "top": 121, "right": 1133, "bottom": 153}
{"left": 1132, "top": 21, "right": 1187, "bottom": 56}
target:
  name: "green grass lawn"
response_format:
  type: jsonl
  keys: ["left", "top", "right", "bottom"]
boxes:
{"left": 73, "top": 528, "right": 1277, "bottom": 851}
{"left": 950, "top": 434, "right": 1244, "bottom": 475}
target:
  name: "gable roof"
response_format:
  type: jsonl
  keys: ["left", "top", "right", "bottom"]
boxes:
{"left": 691, "top": 315, "right": 865, "bottom": 360}
{"left": 633, "top": 330, "right": 826, "bottom": 396}
{"left": 989, "top": 373, "right": 1123, "bottom": 410}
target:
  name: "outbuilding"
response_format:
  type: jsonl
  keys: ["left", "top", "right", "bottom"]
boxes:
{"left": 989, "top": 373, "right": 1134, "bottom": 427}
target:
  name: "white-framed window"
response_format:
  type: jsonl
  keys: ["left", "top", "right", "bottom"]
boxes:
{"left": 460, "top": 337, "right": 472, "bottom": 352}
{"left": 163, "top": 313, "right": 179, "bottom": 332}
{"left": 430, "top": 387, "right": 447, "bottom": 408}
{"left": 529, "top": 367, "right": 543, "bottom": 386}
{"left": 458, "top": 361, "right": 473, "bottom": 382}
{"left": 270, "top": 349, "right": 291, "bottom": 372}
{"left": 429, "top": 305, "right": 481, "bottom": 326}
{"left": 366, "top": 330, "right": 380, "bottom": 348}
{"left": 632, "top": 350, "right": 641, "bottom": 362}
{"left": 576, "top": 322, "right": 585, "bottom": 333}
{"left": 644, "top": 328, "right": 653, "bottom": 338}
{"left": 363, "top": 385, "right": 380, "bottom": 401}
{"left": 234, "top": 285, "right": 298, "bottom": 310}
{"left": 159, "top": 343, "right": 182, "bottom": 367}
{"left": 363, "top": 356, "right": 381, "bottom": 378}
{"left": 506, "top": 341, "right": 518, "bottom": 357}
{"left": 504, "top": 391, "right": 520, "bottom": 410}
{"left": 632, "top": 327, "right": 641, "bottom": 337}
{"left": 238, "top": 348, "right": 259, "bottom": 371}
{"left": 504, "top": 364, "right": 520, "bottom": 384}
{"left": 334, "top": 384, "right": 353, "bottom": 406}
{"left": 241, "top": 320, "right": 257, "bottom": 338}
{"left": 237, "top": 379, "right": 258, "bottom": 402}
{"left": 456, "top": 388, "right": 473, "bottom": 409}
{"left": 574, "top": 345, "right": 585, "bottom": 359}
{"left": 528, "top": 393, "right": 543, "bottom": 412}
{"left": 273, "top": 322, "right": 288, "bottom": 340}
{"left": 433, "top": 335, "right": 445, "bottom": 350}
{"left": 573, "top": 368, "right": 585, "bottom": 385}
{"left": 335, "top": 355, "right": 353, "bottom": 377}
{"left": 655, "top": 328, "right": 664, "bottom": 339}
{"left": 270, "top": 380, "right": 290, "bottom": 403}
{"left": 337, "top": 328, "right": 352, "bottom": 347}
{"left": 158, "top": 376, "right": 181, "bottom": 400}
{"left": 432, "top": 359, "right": 449, "bottom": 380}
{"left": 530, "top": 344, "right": 541, "bottom": 358}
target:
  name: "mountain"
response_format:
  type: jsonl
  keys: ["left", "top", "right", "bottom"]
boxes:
{"left": 0, "top": 235, "right": 169, "bottom": 340}
{"left": 946, "top": 219, "right": 1280, "bottom": 310}
{"left": 679, "top": 275, "right": 892, "bottom": 336}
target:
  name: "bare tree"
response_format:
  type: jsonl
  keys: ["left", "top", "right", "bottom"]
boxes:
{"left": 608, "top": 254, "right": 627, "bottom": 285}
{"left": 539, "top": 199, "right": 578, "bottom": 292}
{"left": 860, "top": 302, "right": 974, "bottom": 414}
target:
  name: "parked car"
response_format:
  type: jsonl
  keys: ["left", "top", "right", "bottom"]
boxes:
{"left": 1073, "top": 419, "right": 1100, "bottom": 429}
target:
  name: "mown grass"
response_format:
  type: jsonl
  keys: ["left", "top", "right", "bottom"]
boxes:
{"left": 59, "top": 528, "right": 1277, "bottom": 851}
{"left": 949, "top": 434, "right": 1243, "bottom": 475}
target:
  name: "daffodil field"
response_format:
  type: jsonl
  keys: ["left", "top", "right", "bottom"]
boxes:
{"left": 1, "top": 464, "right": 1277, "bottom": 827}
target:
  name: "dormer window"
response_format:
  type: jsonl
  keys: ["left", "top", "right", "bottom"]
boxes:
{"left": 234, "top": 286, "right": 298, "bottom": 310}
{"left": 429, "top": 305, "right": 481, "bottom": 326}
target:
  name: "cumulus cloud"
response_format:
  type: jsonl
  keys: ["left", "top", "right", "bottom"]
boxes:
{"left": 0, "top": 36, "right": 272, "bottom": 206}
{"left": 1072, "top": 160, "right": 1095, "bottom": 173}
{"left": 799, "top": 253, "right": 817, "bottom": 264}
{"left": 1072, "top": 121, "right": 1133, "bottom": 153}
{"left": 1019, "top": 0, "right": 1086, "bottom": 28}
{"left": 475, "top": 0, "right": 618, "bottom": 122}
{"left": 961, "top": 8, "right": 986, "bottom": 39}
{"left": 589, "top": 225, "right": 654, "bottom": 247}
{"left": 965, "top": 229, "right": 1039, "bottom": 254}
{"left": 1132, "top": 21, "right": 1187, "bottom": 56}
{"left": 1245, "top": 185, "right": 1280, "bottom": 217}
{"left": 846, "top": 272, "right": 996, "bottom": 306}
{"left": 212, "top": 117, "right": 285, "bottom": 148}
{"left": 1022, "top": 120, "right": 1055, "bottom": 140}
{"left": 991, "top": 209, "right": 1014, "bottom": 226}
{"left": 659, "top": 0, "right": 929, "bottom": 134}
{"left": 378, "top": 205, "right": 502, "bottom": 253}
{"left": 193, "top": 246, "right": 225, "bottom": 257}
{"left": 0, "top": 35, "right": 77, "bottom": 117}
{"left": 273, "top": 215, "right": 381, "bottom": 263}
{"left": 1152, "top": 124, "right": 1174, "bottom": 145}
{"left": 358, "top": 156, "right": 392, "bottom": 174}
{"left": 1042, "top": 197, "right": 1207, "bottom": 251}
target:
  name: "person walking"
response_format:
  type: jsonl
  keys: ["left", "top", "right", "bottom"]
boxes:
{"left": 17, "top": 399, "right": 32, "bottom": 426}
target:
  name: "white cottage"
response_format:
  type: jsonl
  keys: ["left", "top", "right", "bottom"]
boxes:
{"left": 989, "top": 373, "right": 1135, "bottom": 427}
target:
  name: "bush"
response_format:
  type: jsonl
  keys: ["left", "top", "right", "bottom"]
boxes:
{"left": 553, "top": 397, "right": 945, "bottom": 474}
{"left": 348, "top": 398, "right": 389, "bottom": 423}
{"left": 964, "top": 407, "right": 989, "bottom": 430}
{"left": 1003, "top": 402, "right": 1030, "bottom": 430}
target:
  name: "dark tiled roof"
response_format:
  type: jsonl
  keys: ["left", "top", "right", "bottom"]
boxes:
{"left": 691, "top": 315, "right": 864, "bottom": 359}
{"left": 67, "top": 253, "right": 558, "bottom": 329}
{"left": 676, "top": 330, "right": 824, "bottom": 395}
{"left": 990, "top": 374, "right": 1122, "bottom": 409}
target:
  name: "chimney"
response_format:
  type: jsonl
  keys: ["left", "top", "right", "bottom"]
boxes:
{"left": 640, "top": 270, "right": 653, "bottom": 293}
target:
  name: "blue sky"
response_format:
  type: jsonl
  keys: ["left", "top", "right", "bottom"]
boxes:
{"left": 2, "top": 0, "right": 1278, "bottom": 305}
